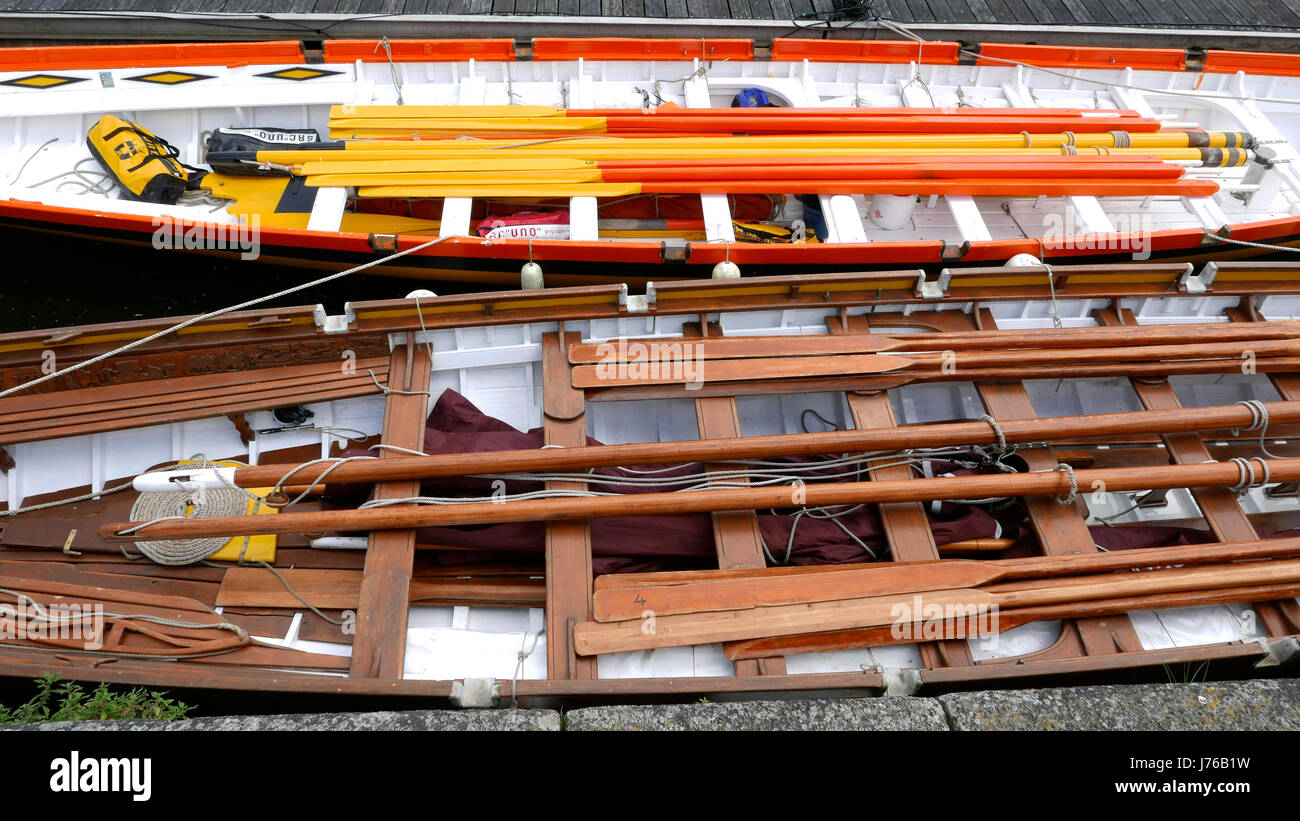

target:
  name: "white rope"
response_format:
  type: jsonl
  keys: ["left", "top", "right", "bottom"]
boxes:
{"left": 1203, "top": 232, "right": 1300, "bottom": 253}
{"left": 1228, "top": 456, "right": 1271, "bottom": 496}
{"left": 376, "top": 36, "right": 405, "bottom": 106}
{"left": 370, "top": 443, "right": 430, "bottom": 457}
{"left": 0, "top": 235, "right": 453, "bottom": 401}
{"left": 1044, "top": 261, "right": 1064, "bottom": 329}
{"left": 368, "top": 368, "right": 430, "bottom": 396}
{"left": 1235, "top": 398, "right": 1283, "bottom": 458}
{"left": 7, "top": 137, "right": 58, "bottom": 185}
{"left": 510, "top": 624, "right": 544, "bottom": 707}
{"left": 877, "top": 17, "right": 1300, "bottom": 107}
{"left": 0, "top": 479, "right": 133, "bottom": 518}
{"left": 1052, "top": 463, "right": 1078, "bottom": 505}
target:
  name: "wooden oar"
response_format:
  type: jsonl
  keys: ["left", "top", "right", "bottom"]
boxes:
{"left": 592, "top": 536, "right": 1300, "bottom": 621}
{"left": 572, "top": 557, "right": 1300, "bottom": 655}
{"left": 723, "top": 579, "right": 1300, "bottom": 659}
{"left": 566, "top": 321, "right": 1300, "bottom": 364}
{"left": 570, "top": 339, "right": 1296, "bottom": 388}
{"left": 597, "top": 355, "right": 1300, "bottom": 400}
{"left": 102, "top": 458, "right": 1300, "bottom": 542}
{"left": 209, "top": 399, "right": 1300, "bottom": 490}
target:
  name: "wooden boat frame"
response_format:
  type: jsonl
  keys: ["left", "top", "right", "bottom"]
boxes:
{"left": 3, "top": 260, "right": 1300, "bottom": 706}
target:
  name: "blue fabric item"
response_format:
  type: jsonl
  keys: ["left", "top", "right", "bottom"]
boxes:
{"left": 735, "top": 88, "right": 770, "bottom": 107}
{"left": 798, "top": 194, "right": 828, "bottom": 242}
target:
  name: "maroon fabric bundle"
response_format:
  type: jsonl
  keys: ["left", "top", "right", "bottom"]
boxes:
{"left": 349, "top": 390, "right": 1007, "bottom": 573}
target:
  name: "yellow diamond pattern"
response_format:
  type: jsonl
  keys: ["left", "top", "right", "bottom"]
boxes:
{"left": 255, "top": 67, "right": 342, "bottom": 82}
{"left": 1, "top": 73, "right": 87, "bottom": 89}
{"left": 129, "top": 71, "right": 210, "bottom": 85}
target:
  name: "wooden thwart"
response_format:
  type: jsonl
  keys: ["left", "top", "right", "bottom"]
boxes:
{"left": 217, "top": 567, "right": 545, "bottom": 609}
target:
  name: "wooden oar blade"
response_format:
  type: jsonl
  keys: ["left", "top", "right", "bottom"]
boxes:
{"left": 570, "top": 352, "right": 916, "bottom": 389}
{"left": 567, "top": 333, "right": 903, "bottom": 364}
{"left": 591, "top": 560, "right": 997, "bottom": 622}
{"left": 573, "top": 588, "right": 1001, "bottom": 655}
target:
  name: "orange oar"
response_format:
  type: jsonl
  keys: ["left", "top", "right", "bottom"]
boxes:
{"left": 595, "top": 154, "right": 1172, "bottom": 169}
{"left": 571, "top": 106, "right": 1145, "bottom": 118}
{"left": 597, "top": 162, "right": 1185, "bottom": 182}
{"left": 622, "top": 178, "right": 1218, "bottom": 197}
{"left": 356, "top": 178, "right": 1219, "bottom": 199}
{"left": 597, "top": 115, "right": 1165, "bottom": 134}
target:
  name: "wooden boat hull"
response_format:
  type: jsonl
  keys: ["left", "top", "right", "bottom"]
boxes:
{"left": 2, "top": 199, "right": 1299, "bottom": 286}
{"left": 3, "top": 261, "right": 1300, "bottom": 700}
{"left": 6, "top": 36, "right": 1300, "bottom": 285}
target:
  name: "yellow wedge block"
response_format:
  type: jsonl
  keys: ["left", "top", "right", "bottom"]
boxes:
{"left": 174, "top": 460, "right": 277, "bottom": 563}
{"left": 206, "top": 490, "right": 278, "bottom": 563}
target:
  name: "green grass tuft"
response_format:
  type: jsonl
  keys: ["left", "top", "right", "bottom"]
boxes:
{"left": 0, "top": 673, "right": 194, "bottom": 724}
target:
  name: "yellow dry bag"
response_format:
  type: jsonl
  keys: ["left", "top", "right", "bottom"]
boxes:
{"left": 86, "top": 115, "right": 193, "bottom": 204}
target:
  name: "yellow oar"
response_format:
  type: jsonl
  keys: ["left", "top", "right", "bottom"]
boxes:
{"left": 305, "top": 169, "right": 604, "bottom": 186}
{"left": 331, "top": 104, "right": 565, "bottom": 119}
{"left": 357, "top": 183, "right": 641, "bottom": 198}
{"left": 329, "top": 117, "right": 608, "bottom": 135}
{"left": 296, "top": 158, "right": 598, "bottom": 175}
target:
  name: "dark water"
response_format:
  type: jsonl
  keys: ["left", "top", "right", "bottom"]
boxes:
{"left": 0, "top": 227, "right": 487, "bottom": 334}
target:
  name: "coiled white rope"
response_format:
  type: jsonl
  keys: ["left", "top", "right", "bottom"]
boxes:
{"left": 126, "top": 461, "right": 248, "bottom": 566}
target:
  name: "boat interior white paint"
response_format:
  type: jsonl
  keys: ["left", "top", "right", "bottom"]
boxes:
{"left": 4, "top": 57, "right": 1300, "bottom": 249}
{"left": 4, "top": 294, "right": 1297, "bottom": 679}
